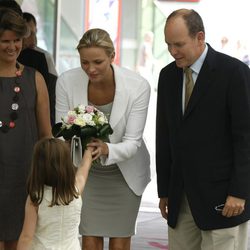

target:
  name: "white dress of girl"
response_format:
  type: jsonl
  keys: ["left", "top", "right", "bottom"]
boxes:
{"left": 31, "top": 185, "right": 82, "bottom": 250}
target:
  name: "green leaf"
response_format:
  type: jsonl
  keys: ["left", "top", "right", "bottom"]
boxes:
{"left": 52, "top": 123, "right": 80, "bottom": 141}
{"left": 79, "top": 126, "right": 97, "bottom": 139}
{"left": 97, "top": 124, "right": 113, "bottom": 137}
{"left": 52, "top": 122, "right": 63, "bottom": 138}
{"left": 62, "top": 128, "right": 77, "bottom": 141}
{"left": 80, "top": 136, "right": 92, "bottom": 149}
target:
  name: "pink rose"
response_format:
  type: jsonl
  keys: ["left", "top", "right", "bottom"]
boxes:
{"left": 85, "top": 105, "right": 95, "bottom": 113}
{"left": 67, "top": 115, "right": 76, "bottom": 124}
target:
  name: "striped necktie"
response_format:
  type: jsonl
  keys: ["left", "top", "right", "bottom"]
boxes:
{"left": 184, "top": 67, "right": 194, "bottom": 109}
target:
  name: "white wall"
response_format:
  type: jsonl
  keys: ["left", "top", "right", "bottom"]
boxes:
{"left": 61, "top": 0, "right": 84, "bottom": 41}
{"left": 155, "top": 0, "right": 250, "bottom": 60}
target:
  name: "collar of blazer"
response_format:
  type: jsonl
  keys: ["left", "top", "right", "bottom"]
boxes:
{"left": 109, "top": 64, "right": 129, "bottom": 129}
{"left": 71, "top": 64, "right": 129, "bottom": 130}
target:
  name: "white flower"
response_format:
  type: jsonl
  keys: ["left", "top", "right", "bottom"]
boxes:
{"left": 74, "top": 117, "right": 86, "bottom": 127}
{"left": 62, "top": 123, "right": 72, "bottom": 129}
{"left": 68, "top": 110, "right": 77, "bottom": 116}
{"left": 53, "top": 104, "right": 113, "bottom": 151}
{"left": 98, "top": 116, "right": 106, "bottom": 125}
{"left": 78, "top": 104, "right": 87, "bottom": 114}
{"left": 82, "top": 113, "right": 95, "bottom": 126}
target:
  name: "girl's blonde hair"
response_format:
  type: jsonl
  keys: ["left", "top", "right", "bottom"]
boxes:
{"left": 77, "top": 28, "right": 115, "bottom": 57}
{"left": 27, "top": 138, "right": 78, "bottom": 207}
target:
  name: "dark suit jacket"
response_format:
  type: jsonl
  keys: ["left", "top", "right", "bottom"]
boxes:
{"left": 156, "top": 44, "right": 250, "bottom": 230}
{"left": 18, "top": 48, "right": 56, "bottom": 125}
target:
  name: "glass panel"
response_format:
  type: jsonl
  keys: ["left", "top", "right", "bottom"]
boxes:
{"left": 21, "top": 0, "right": 55, "bottom": 56}
{"left": 58, "top": 0, "right": 84, "bottom": 73}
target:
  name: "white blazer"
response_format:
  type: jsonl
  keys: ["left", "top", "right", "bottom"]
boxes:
{"left": 56, "top": 64, "right": 151, "bottom": 195}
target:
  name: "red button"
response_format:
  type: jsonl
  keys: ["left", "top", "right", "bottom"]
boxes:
{"left": 9, "top": 121, "right": 15, "bottom": 128}
{"left": 16, "top": 70, "right": 22, "bottom": 77}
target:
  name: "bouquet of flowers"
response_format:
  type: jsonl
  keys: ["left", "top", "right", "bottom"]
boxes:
{"left": 52, "top": 105, "right": 113, "bottom": 149}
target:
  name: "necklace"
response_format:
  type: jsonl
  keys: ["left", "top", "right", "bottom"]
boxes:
{"left": 0, "top": 62, "right": 22, "bottom": 133}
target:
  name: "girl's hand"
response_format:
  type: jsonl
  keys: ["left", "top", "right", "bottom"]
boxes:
{"left": 86, "top": 146, "right": 95, "bottom": 159}
{"left": 82, "top": 146, "right": 94, "bottom": 164}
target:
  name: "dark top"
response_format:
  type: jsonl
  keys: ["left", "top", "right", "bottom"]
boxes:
{"left": 18, "top": 48, "right": 56, "bottom": 125}
{"left": 0, "top": 66, "right": 38, "bottom": 240}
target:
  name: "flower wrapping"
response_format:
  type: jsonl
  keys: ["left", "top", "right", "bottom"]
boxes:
{"left": 52, "top": 105, "right": 113, "bottom": 149}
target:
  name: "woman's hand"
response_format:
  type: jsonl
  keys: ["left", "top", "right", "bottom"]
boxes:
{"left": 87, "top": 138, "right": 109, "bottom": 160}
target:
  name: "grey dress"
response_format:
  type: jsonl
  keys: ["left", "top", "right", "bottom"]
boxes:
{"left": 0, "top": 67, "right": 38, "bottom": 240}
{"left": 79, "top": 103, "right": 141, "bottom": 237}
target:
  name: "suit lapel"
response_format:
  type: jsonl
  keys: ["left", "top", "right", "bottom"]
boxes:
{"left": 184, "top": 46, "right": 216, "bottom": 118}
{"left": 173, "top": 68, "right": 184, "bottom": 123}
{"left": 109, "top": 65, "right": 129, "bottom": 129}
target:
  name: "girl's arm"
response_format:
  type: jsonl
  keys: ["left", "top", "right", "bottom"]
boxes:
{"left": 17, "top": 196, "right": 38, "bottom": 250}
{"left": 75, "top": 148, "right": 93, "bottom": 194}
{"left": 35, "top": 71, "right": 52, "bottom": 139}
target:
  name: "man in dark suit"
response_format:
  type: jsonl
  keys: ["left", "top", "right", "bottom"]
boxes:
{"left": 156, "top": 9, "right": 250, "bottom": 249}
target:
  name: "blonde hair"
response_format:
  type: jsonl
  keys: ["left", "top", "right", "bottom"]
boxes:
{"left": 77, "top": 28, "right": 115, "bottom": 57}
{"left": 27, "top": 138, "right": 78, "bottom": 207}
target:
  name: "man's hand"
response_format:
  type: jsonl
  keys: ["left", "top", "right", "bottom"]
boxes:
{"left": 159, "top": 197, "right": 168, "bottom": 220}
{"left": 222, "top": 195, "right": 245, "bottom": 217}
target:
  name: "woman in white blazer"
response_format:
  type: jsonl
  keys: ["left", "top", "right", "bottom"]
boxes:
{"left": 56, "top": 28, "right": 151, "bottom": 250}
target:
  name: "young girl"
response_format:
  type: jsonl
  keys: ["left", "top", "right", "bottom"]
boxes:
{"left": 17, "top": 138, "right": 93, "bottom": 250}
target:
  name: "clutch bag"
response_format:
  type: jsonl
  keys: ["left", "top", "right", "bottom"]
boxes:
{"left": 70, "top": 136, "right": 82, "bottom": 167}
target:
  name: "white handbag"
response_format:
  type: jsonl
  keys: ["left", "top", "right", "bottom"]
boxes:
{"left": 70, "top": 136, "right": 82, "bottom": 167}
